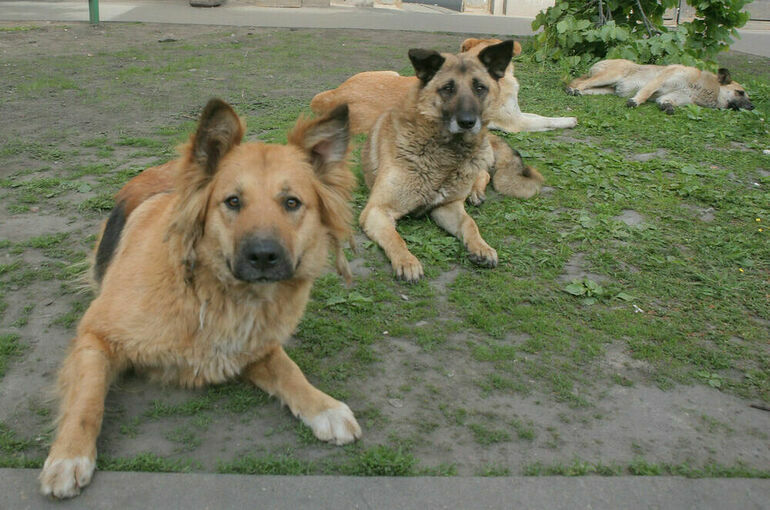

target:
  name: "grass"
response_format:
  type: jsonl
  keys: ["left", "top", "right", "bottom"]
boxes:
{"left": 0, "top": 23, "right": 767, "bottom": 477}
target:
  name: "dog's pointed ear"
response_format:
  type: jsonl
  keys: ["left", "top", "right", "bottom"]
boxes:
{"left": 192, "top": 98, "right": 245, "bottom": 176}
{"left": 478, "top": 40, "right": 514, "bottom": 80}
{"left": 408, "top": 49, "right": 446, "bottom": 85}
{"left": 290, "top": 103, "right": 350, "bottom": 175}
{"left": 718, "top": 68, "right": 732, "bottom": 85}
{"left": 288, "top": 104, "right": 356, "bottom": 284}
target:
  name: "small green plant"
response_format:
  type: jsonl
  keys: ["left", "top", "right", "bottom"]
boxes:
{"left": 563, "top": 278, "right": 605, "bottom": 305}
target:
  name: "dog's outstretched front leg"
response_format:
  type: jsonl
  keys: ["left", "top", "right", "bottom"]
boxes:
{"left": 627, "top": 72, "right": 669, "bottom": 107}
{"left": 430, "top": 200, "right": 498, "bottom": 268}
{"left": 244, "top": 345, "right": 361, "bottom": 445}
{"left": 40, "top": 333, "right": 118, "bottom": 499}
{"left": 360, "top": 202, "right": 423, "bottom": 282}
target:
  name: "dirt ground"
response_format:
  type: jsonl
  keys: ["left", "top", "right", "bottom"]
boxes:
{"left": 1, "top": 21, "right": 768, "bottom": 477}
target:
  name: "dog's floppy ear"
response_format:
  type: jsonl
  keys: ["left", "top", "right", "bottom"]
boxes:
{"left": 288, "top": 104, "right": 356, "bottom": 284}
{"left": 408, "top": 49, "right": 446, "bottom": 85}
{"left": 478, "top": 40, "right": 514, "bottom": 80}
{"left": 192, "top": 98, "right": 245, "bottom": 176}
{"left": 718, "top": 68, "right": 732, "bottom": 85}
{"left": 170, "top": 98, "right": 245, "bottom": 284}
{"left": 289, "top": 103, "right": 350, "bottom": 175}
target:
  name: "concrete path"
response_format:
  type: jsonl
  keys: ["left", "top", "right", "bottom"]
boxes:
{"left": 3, "top": 469, "right": 770, "bottom": 509}
{"left": 1, "top": 0, "right": 768, "bottom": 56}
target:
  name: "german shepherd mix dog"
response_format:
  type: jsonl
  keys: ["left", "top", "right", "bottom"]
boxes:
{"left": 311, "top": 38, "right": 577, "bottom": 135}
{"left": 39, "top": 99, "right": 361, "bottom": 499}
{"left": 566, "top": 59, "right": 754, "bottom": 114}
{"left": 359, "top": 40, "right": 543, "bottom": 282}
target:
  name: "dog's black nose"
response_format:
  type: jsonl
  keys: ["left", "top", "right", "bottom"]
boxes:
{"left": 456, "top": 113, "right": 477, "bottom": 130}
{"left": 247, "top": 241, "right": 281, "bottom": 269}
{"left": 232, "top": 237, "right": 293, "bottom": 282}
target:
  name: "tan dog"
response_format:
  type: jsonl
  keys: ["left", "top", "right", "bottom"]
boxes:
{"left": 40, "top": 99, "right": 361, "bottom": 499}
{"left": 566, "top": 59, "right": 754, "bottom": 114}
{"left": 359, "top": 40, "right": 542, "bottom": 282}
{"left": 311, "top": 38, "right": 578, "bottom": 135}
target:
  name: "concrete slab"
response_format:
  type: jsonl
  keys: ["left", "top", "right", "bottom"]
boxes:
{"left": 3, "top": 469, "right": 770, "bottom": 510}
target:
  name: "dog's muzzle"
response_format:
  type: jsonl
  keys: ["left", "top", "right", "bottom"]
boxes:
{"left": 729, "top": 99, "right": 754, "bottom": 111}
{"left": 232, "top": 236, "right": 294, "bottom": 282}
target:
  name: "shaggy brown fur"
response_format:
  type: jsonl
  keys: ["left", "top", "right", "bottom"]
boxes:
{"left": 359, "top": 40, "right": 542, "bottom": 282}
{"left": 566, "top": 59, "right": 754, "bottom": 114}
{"left": 40, "top": 99, "right": 361, "bottom": 499}
{"left": 311, "top": 38, "right": 577, "bottom": 135}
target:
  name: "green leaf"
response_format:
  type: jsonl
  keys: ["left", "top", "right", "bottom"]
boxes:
{"left": 564, "top": 283, "right": 586, "bottom": 296}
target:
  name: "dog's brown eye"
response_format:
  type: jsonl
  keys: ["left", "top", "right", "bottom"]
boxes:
{"left": 441, "top": 82, "right": 455, "bottom": 94}
{"left": 473, "top": 80, "right": 488, "bottom": 95}
{"left": 737, "top": 90, "right": 745, "bottom": 96}
{"left": 284, "top": 197, "right": 302, "bottom": 211}
{"left": 224, "top": 195, "right": 241, "bottom": 210}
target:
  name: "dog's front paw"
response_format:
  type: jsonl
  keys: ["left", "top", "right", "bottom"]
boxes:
{"left": 467, "top": 243, "right": 498, "bottom": 268}
{"left": 659, "top": 102, "right": 675, "bottom": 115}
{"left": 306, "top": 403, "right": 362, "bottom": 446}
{"left": 40, "top": 455, "right": 96, "bottom": 499}
{"left": 467, "top": 190, "right": 486, "bottom": 206}
{"left": 563, "top": 117, "right": 578, "bottom": 128}
{"left": 626, "top": 98, "right": 639, "bottom": 108}
{"left": 392, "top": 254, "right": 424, "bottom": 282}
{"left": 565, "top": 87, "right": 581, "bottom": 96}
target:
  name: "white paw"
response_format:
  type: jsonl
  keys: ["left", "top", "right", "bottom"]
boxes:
{"left": 563, "top": 117, "right": 578, "bottom": 128}
{"left": 40, "top": 456, "right": 95, "bottom": 499}
{"left": 304, "top": 403, "right": 362, "bottom": 445}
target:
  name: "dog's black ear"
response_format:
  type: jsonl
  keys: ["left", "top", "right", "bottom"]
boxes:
{"left": 717, "top": 68, "right": 732, "bottom": 85}
{"left": 192, "top": 98, "right": 244, "bottom": 176}
{"left": 290, "top": 104, "right": 350, "bottom": 175}
{"left": 408, "top": 49, "right": 446, "bottom": 85}
{"left": 478, "top": 40, "right": 513, "bottom": 80}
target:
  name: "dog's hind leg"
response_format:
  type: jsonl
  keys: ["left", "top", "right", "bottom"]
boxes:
{"left": 430, "top": 200, "right": 498, "bottom": 268}
{"left": 40, "top": 333, "right": 120, "bottom": 499}
{"left": 244, "top": 345, "right": 361, "bottom": 445}
{"left": 488, "top": 134, "right": 544, "bottom": 199}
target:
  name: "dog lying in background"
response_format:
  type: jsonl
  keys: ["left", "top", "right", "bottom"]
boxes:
{"left": 359, "top": 40, "right": 544, "bottom": 282}
{"left": 566, "top": 59, "right": 754, "bottom": 114}
{"left": 311, "top": 38, "right": 578, "bottom": 134}
{"left": 40, "top": 99, "right": 361, "bottom": 499}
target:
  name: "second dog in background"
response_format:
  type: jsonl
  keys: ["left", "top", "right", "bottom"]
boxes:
{"left": 359, "top": 41, "right": 543, "bottom": 282}
{"left": 567, "top": 59, "right": 754, "bottom": 114}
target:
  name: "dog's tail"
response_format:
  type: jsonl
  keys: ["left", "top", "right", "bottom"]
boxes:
{"left": 488, "top": 134, "right": 544, "bottom": 199}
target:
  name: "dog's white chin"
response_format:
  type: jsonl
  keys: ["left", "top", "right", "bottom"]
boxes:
{"left": 448, "top": 118, "right": 482, "bottom": 135}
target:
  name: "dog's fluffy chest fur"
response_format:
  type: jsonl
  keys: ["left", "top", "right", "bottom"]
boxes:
{"left": 394, "top": 120, "right": 494, "bottom": 213}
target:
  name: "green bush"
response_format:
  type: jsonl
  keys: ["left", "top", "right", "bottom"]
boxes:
{"left": 532, "top": 0, "right": 751, "bottom": 71}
